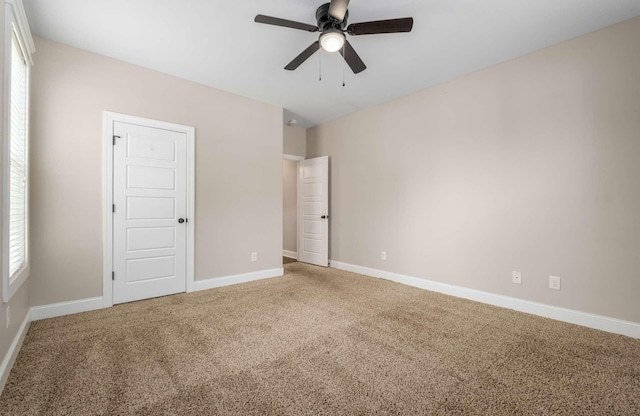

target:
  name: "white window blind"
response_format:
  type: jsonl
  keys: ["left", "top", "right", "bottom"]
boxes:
{"left": 9, "top": 30, "right": 28, "bottom": 280}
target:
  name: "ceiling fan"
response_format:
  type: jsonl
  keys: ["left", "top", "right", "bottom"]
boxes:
{"left": 255, "top": 0, "right": 414, "bottom": 74}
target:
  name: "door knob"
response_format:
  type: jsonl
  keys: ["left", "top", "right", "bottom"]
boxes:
{"left": 178, "top": 218, "right": 186, "bottom": 223}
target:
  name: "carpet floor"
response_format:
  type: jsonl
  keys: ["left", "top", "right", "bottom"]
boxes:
{"left": 283, "top": 256, "right": 297, "bottom": 265}
{"left": 1, "top": 262, "right": 639, "bottom": 415}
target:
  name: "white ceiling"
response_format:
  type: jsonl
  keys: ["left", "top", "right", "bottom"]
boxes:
{"left": 23, "top": 0, "right": 640, "bottom": 128}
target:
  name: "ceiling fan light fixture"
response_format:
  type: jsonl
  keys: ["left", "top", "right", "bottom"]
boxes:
{"left": 320, "top": 30, "right": 345, "bottom": 52}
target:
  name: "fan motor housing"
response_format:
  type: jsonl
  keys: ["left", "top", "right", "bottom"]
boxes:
{"left": 316, "top": 3, "right": 348, "bottom": 31}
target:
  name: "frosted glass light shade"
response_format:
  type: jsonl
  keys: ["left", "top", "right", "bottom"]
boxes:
{"left": 320, "top": 31, "right": 345, "bottom": 52}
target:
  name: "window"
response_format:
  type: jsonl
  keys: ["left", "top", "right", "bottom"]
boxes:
{"left": 9, "top": 31, "right": 28, "bottom": 278}
{"left": 3, "top": 0, "right": 34, "bottom": 303}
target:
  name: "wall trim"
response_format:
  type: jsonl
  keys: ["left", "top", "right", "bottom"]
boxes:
{"left": 194, "top": 268, "right": 284, "bottom": 292}
{"left": 283, "top": 154, "right": 305, "bottom": 161}
{"left": 31, "top": 297, "right": 103, "bottom": 321}
{"left": 0, "top": 308, "right": 30, "bottom": 395}
{"left": 283, "top": 250, "right": 297, "bottom": 259}
{"left": 6, "top": 0, "right": 36, "bottom": 63}
{"left": 330, "top": 260, "right": 640, "bottom": 339}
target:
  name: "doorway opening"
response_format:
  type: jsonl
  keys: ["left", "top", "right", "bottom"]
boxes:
{"left": 282, "top": 155, "right": 330, "bottom": 268}
{"left": 283, "top": 155, "right": 303, "bottom": 265}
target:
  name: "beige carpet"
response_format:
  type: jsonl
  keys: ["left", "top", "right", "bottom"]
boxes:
{"left": 283, "top": 256, "right": 297, "bottom": 265}
{"left": 1, "top": 262, "right": 639, "bottom": 415}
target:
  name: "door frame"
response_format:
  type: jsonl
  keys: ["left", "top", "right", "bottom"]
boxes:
{"left": 283, "top": 154, "right": 304, "bottom": 260}
{"left": 102, "top": 111, "right": 195, "bottom": 308}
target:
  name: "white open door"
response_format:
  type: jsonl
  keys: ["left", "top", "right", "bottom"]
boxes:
{"left": 112, "top": 120, "right": 188, "bottom": 304}
{"left": 298, "top": 156, "right": 329, "bottom": 267}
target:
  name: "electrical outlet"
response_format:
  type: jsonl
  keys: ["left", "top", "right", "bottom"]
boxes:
{"left": 512, "top": 271, "right": 522, "bottom": 284}
{"left": 251, "top": 252, "right": 258, "bottom": 262}
{"left": 5, "top": 305, "right": 10, "bottom": 329}
{"left": 549, "top": 275, "right": 561, "bottom": 291}
{"left": 381, "top": 251, "right": 387, "bottom": 261}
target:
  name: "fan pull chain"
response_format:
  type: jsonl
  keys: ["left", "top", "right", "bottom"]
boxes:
{"left": 319, "top": 49, "right": 322, "bottom": 82}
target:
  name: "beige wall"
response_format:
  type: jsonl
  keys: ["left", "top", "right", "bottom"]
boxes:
{"left": 308, "top": 17, "right": 640, "bottom": 323}
{"left": 284, "top": 125, "right": 306, "bottom": 157}
{"left": 29, "top": 37, "right": 283, "bottom": 307}
{"left": 0, "top": 3, "right": 31, "bottom": 381}
{"left": 283, "top": 160, "right": 297, "bottom": 253}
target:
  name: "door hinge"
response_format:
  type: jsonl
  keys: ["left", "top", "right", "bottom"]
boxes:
{"left": 112, "top": 271, "right": 115, "bottom": 281}
{"left": 113, "top": 135, "right": 120, "bottom": 145}
{"left": 112, "top": 204, "right": 115, "bottom": 213}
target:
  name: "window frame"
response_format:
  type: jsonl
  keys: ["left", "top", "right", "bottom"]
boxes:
{"left": 2, "top": 0, "right": 34, "bottom": 303}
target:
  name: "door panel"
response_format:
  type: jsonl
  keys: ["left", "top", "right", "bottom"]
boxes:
{"left": 304, "top": 183, "right": 322, "bottom": 197}
{"left": 127, "top": 133, "right": 177, "bottom": 161}
{"left": 126, "top": 256, "right": 176, "bottom": 282}
{"left": 303, "top": 238, "right": 322, "bottom": 253}
{"left": 304, "top": 201, "right": 322, "bottom": 215}
{"left": 303, "top": 220, "right": 321, "bottom": 234}
{"left": 127, "top": 228, "right": 176, "bottom": 251}
{"left": 113, "top": 121, "right": 187, "bottom": 304}
{"left": 127, "top": 166, "right": 175, "bottom": 190}
{"left": 127, "top": 197, "right": 176, "bottom": 220}
{"left": 298, "top": 156, "right": 329, "bottom": 267}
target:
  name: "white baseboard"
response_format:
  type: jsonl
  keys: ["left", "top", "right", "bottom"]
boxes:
{"left": 194, "top": 268, "right": 284, "bottom": 292}
{"left": 0, "top": 309, "right": 31, "bottom": 395}
{"left": 31, "top": 297, "right": 104, "bottom": 321}
{"left": 30, "top": 269, "right": 285, "bottom": 319}
{"left": 283, "top": 250, "right": 297, "bottom": 259}
{"left": 330, "top": 260, "right": 640, "bottom": 339}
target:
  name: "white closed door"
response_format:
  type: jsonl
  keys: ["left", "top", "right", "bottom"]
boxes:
{"left": 112, "top": 121, "right": 187, "bottom": 304}
{"left": 298, "top": 156, "right": 329, "bottom": 267}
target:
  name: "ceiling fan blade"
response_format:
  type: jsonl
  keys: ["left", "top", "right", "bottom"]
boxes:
{"left": 339, "top": 40, "right": 366, "bottom": 74}
{"left": 255, "top": 14, "right": 319, "bottom": 32}
{"left": 347, "top": 17, "right": 414, "bottom": 36}
{"left": 328, "top": 0, "right": 350, "bottom": 22}
{"left": 285, "top": 41, "right": 321, "bottom": 71}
